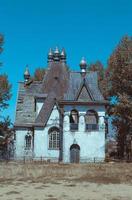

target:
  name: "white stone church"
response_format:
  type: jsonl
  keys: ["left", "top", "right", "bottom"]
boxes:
{"left": 14, "top": 47, "right": 108, "bottom": 163}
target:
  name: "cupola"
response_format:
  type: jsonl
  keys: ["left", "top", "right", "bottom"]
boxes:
{"left": 24, "top": 66, "right": 30, "bottom": 83}
{"left": 53, "top": 46, "right": 60, "bottom": 61}
{"left": 60, "top": 48, "right": 66, "bottom": 63}
{"left": 47, "top": 48, "right": 53, "bottom": 62}
{"left": 79, "top": 57, "right": 87, "bottom": 73}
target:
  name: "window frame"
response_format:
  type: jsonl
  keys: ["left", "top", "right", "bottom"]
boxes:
{"left": 25, "top": 134, "right": 32, "bottom": 150}
{"left": 70, "top": 109, "right": 79, "bottom": 131}
{"left": 48, "top": 127, "right": 60, "bottom": 150}
{"left": 85, "top": 110, "right": 99, "bottom": 131}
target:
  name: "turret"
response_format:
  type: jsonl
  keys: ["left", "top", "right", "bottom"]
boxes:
{"left": 79, "top": 57, "right": 87, "bottom": 73}
{"left": 47, "top": 48, "right": 53, "bottom": 62}
{"left": 60, "top": 48, "right": 66, "bottom": 63}
{"left": 53, "top": 47, "right": 60, "bottom": 61}
{"left": 24, "top": 66, "right": 30, "bottom": 83}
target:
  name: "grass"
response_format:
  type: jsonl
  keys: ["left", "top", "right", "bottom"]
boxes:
{"left": 0, "top": 162, "right": 132, "bottom": 184}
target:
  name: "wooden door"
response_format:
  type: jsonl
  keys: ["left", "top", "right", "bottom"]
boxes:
{"left": 70, "top": 144, "right": 80, "bottom": 163}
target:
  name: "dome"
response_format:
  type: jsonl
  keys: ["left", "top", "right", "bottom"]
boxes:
{"left": 53, "top": 47, "right": 60, "bottom": 61}
{"left": 79, "top": 57, "right": 87, "bottom": 70}
{"left": 47, "top": 48, "right": 53, "bottom": 62}
{"left": 54, "top": 46, "right": 60, "bottom": 55}
{"left": 24, "top": 66, "right": 30, "bottom": 82}
{"left": 60, "top": 48, "right": 66, "bottom": 62}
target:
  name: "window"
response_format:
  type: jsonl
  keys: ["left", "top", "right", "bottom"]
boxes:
{"left": 70, "top": 110, "right": 79, "bottom": 131}
{"left": 85, "top": 110, "right": 98, "bottom": 131}
{"left": 25, "top": 134, "right": 32, "bottom": 150}
{"left": 49, "top": 127, "right": 60, "bottom": 149}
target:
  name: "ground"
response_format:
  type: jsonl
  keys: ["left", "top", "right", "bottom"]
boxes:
{"left": 0, "top": 162, "right": 132, "bottom": 200}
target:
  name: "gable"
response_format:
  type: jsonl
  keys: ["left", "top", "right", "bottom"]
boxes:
{"left": 47, "top": 105, "right": 60, "bottom": 126}
{"left": 77, "top": 86, "right": 93, "bottom": 102}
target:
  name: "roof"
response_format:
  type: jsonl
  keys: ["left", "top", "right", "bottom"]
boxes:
{"left": 64, "top": 71, "right": 104, "bottom": 101}
{"left": 14, "top": 61, "right": 106, "bottom": 128}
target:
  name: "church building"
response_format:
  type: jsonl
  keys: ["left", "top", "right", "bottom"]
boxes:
{"left": 14, "top": 47, "right": 108, "bottom": 163}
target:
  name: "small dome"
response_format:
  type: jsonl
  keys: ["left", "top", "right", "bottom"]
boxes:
{"left": 24, "top": 66, "right": 30, "bottom": 82}
{"left": 54, "top": 46, "right": 60, "bottom": 55}
{"left": 48, "top": 48, "right": 53, "bottom": 56}
{"left": 60, "top": 48, "right": 66, "bottom": 62}
{"left": 48, "top": 48, "right": 53, "bottom": 62}
{"left": 53, "top": 46, "right": 60, "bottom": 61}
{"left": 79, "top": 57, "right": 87, "bottom": 70}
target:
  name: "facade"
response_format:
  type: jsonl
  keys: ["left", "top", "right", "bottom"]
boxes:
{"left": 14, "top": 47, "right": 108, "bottom": 163}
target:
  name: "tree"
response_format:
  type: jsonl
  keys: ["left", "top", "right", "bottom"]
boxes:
{"left": 0, "top": 116, "right": 11, "bottom": 136}
{"left": 0, "top": 116, "right": 14, "bottom": 159}
{"left": 0, "top": 34, "right": 4, "bottom": 54}
{"left": 33, "top": 68, "right": 45, "bottom": 81}
{"left": 0, "top": 35, "right": 11, "bottom": 111}
{"left": 88, "top": 61, "right": 107, "bottom": 96}
{"left": 0, "top": 74, "right": 11, "bottom": 111}
{"left": 0, "top": 34, "right": 12, "bottom": 159}
{"left": 106, "top": 36, "right": 132, "bottom": 158}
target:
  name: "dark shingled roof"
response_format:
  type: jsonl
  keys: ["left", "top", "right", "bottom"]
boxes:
{"left": 64, "top": 71, "right": 104, "bottom": 101}
{"left": 35, "top": 62, "right": 69, "bottom": 126}
{"left": 15, "top": 61, "right": 105, "bottom": 128}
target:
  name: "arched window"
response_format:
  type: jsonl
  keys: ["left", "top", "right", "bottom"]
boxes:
{"left": 25, "top": 134, "right": 32, "bottom": 150}
{"left": 70, "top": 109, "right": 79, "bottom": 131}
{"left": 85, "top": 110, "right": 98, "bottom": 131}
{"left": 49, "top": 127, "right": 60, "bottom": 149}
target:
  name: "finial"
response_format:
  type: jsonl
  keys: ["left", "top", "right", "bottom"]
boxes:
{"left": 24, "top": 65, "right": 30, "bottom": 83}
{"left": 54, "top": 46, "right": 60, "bottom": 54}
{"left": 60, "top": 48, "right": 66, "bottom": 63}
{"left": 47, "top": 48, "right": 53, "bottom": 62}
{"left": 79, "top": 57, "right": 87, "bottom": 73}
{"left": 53, "top": 46, "right": 60, "bottom": 61}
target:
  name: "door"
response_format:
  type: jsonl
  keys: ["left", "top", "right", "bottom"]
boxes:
{"left": 70, "top": 144, "right": 80, "bottom": 163}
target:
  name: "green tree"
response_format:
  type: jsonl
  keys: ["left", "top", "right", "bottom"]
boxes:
{"left": 107, "top": 36, "right": 132, "bottom": 158}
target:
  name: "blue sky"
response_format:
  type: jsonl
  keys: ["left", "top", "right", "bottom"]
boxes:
{"left": 0, "top": 0, "right": 132, "bottom": 123}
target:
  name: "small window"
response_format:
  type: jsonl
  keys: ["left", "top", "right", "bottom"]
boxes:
{"left": 85, "top": 110, "right": 98, "bottom": 131}
{"left": 49, "top": 127, "right": 60, "bottom": 149}
{"left": 25, "top": 134, "right": 32, "bottom": 150}
{"left": 70, "top": 110, "right": 79, "bottom": 123}
{"left": 70, "top": 110, "right": 79, "bottom": 131}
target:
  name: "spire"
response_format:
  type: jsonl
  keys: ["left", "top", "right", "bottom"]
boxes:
{"left": 79, "top": 57, "right": 87, "bottom": 73}
{"left": 47, "top": 48, "right": 53, "bottom": 62}
{"left": 53, "top": 46, "right": 60, "bottom": 61}
{"left": 24, "top": 65, "right": 30, "bottom": 83}
{"left": 60, "top": 48, "right": 66, "bottom": 63}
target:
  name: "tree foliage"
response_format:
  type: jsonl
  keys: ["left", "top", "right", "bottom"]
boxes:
{"left": 0, "top": 35, "right": 11, "bottom": 111}
{"left": 0, "top": 34, "right": 4, "bottom": 66}
{"left": 0, "top": 74, "right": 11, "bottom": 111}
{"left": 0, "top": 116, "right": 11, "bottom": 137}
{"left": 106, "top": 36, "right": 132, "bottom": 158}
{"left": 33, "top": 68, "right": 45, "bottom": 81}
{"left": 0, "top": 34, "right": 12, "bottom": 158}
{"left": 88, "top": 61, "right": 107, "bottom": 96}
{"left": 0, "top": 34, "right": 3, "bottom": 54}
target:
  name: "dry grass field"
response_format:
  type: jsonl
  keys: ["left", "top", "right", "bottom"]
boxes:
{"left": 0, "top": 162, "right": 132, "bottom": 200}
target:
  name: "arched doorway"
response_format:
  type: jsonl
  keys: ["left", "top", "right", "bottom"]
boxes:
{"left": 70, "top": 144, "right": 80, "bottom": 163}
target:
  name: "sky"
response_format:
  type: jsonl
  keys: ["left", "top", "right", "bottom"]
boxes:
{"left": 0, "top": 0, "right": 132, "bottom": 123}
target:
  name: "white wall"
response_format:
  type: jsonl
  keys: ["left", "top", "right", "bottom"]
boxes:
{"left": 15, "top": 129, "right": 28, "bottom": 158}
{"left": 15, "top": 104, "right": 106, "bottom": 163}
{"left": 63, "top": 105, "right": 106, "bottom": 163}
{"left": 34, "top": 105, "right": 60, "bottom": 161}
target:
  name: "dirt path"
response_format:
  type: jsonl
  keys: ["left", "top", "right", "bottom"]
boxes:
{"left": 0, "top": 180, "right": 132, "bottom": 200}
